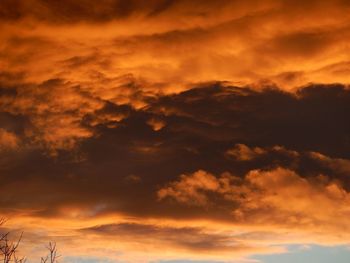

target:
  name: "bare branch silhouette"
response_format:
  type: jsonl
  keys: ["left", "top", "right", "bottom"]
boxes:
{"left": 0, "top": 219, "right": 60, "bottom": 263}
{"left": 43, "top": 242, "right": 60, "bottom": 263}
{"left": 0, "top": 219, "right": 24, "bottom": 263}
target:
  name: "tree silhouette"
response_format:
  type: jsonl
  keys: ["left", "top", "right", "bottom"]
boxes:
{"left": 40, "top": 242, "right": 59, "bottom": 263}
{"left": 0, "top": 219, "right": 59, "bottom": 263}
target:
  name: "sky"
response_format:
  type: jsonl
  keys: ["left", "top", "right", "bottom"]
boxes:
{"left": 1, "top": 0, "right": 350, "bottom": 262}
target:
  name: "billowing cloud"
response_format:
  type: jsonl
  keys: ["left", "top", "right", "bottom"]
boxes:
{"left": 159, "top": 167, "right": 350, "bottom": 238}
{"left": 2, "top": 0, "right": 350, "bottom": 94}
{"left": 1, "top": 83, "right": 350, "bottom": 218}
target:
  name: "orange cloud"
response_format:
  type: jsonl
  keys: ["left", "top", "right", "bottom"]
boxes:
{"left": 2, "top": 1, "right": 350, "bottom": 262}
{"left": 2, "top": 0, "right": 350, "bottom": 95}
{"left": 309, "top": 151, "right": 350, "bottom": 175}
{"left": 1, "top": 1, "right": 350, "bottom": 153}
{"left": 226, "top": 144, "right": 267, "bottom": 161}
{"left": 159, "top": 167, "right": 350, "bottom": 238}
{"left": 3, "top": 215, "right": 284, "bottom": 263}
{"left": 0, "top": 128, "right": 19, "bottom": 150}
{"left": 147, "top": 117, "right": 166, "bottom": 131}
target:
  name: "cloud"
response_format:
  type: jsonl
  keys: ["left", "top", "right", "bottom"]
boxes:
{"left": 158, "top": 167, "right": 350, "bottom": 235}
{"left": 0, "top": 0, "right": 175, "bottom": 23}
{"left": 158, "top": 170, "right": 231, "bottom": 206}
{"left": 3, "top": 216, "right": 285, "bottom": 263}
{"left": 0, "top": 0, "right": 274, "bottom": 24}
{"left": 2, "top": 1, "right": 350, "bottom": 260}
{"left": 0, "top": 83, "right": 350, "bottom": 218}
{"left": 2, "top": 1, "right": 350, "bottom": 93}
{"left": 0, "top": 128, "right": 19, "bottom": 150}
{"left": 309, "top": 151, "right": 350, "bottom": 175}
{"left": 0, "top": 78, "right": 101, "bottom": 153}
{"left": 82, "top": 222, "right": 249, "bottom": 253}
{"left": 226, "top": 144, "right": 267, "bottom": 161}
{"left": 147, "top": 117, "right": 166, "bottom": 131}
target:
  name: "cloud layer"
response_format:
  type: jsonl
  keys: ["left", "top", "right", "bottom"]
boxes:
{"left": 2, "top": 1, "right": 350, "bottom": 262}
{"left": 1, "top": 83, "right": 350, "bottom": 261}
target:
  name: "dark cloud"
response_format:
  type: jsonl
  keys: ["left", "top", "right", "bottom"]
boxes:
{"left": 81, "top": 222, "right": 245, "bottom": 252}
{"left": 151, "top": 83, "right": 350, "bottom": 158}
{"left": 0, "top": 0, "right": 219, "bottom": 23}
{"left": 0, "top": 82, "right": 350, "bottom": 223}
{"left": 0, "top": 0, "right": 136, "bottom": 22}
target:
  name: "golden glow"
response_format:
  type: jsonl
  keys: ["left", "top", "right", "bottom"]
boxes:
{"left": 1, "top": 1, "right": 350, "bottom": 262}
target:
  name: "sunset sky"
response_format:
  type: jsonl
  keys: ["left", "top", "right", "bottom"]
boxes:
{"left": 1, "top": 0, "right": 350, "bottom": 262}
